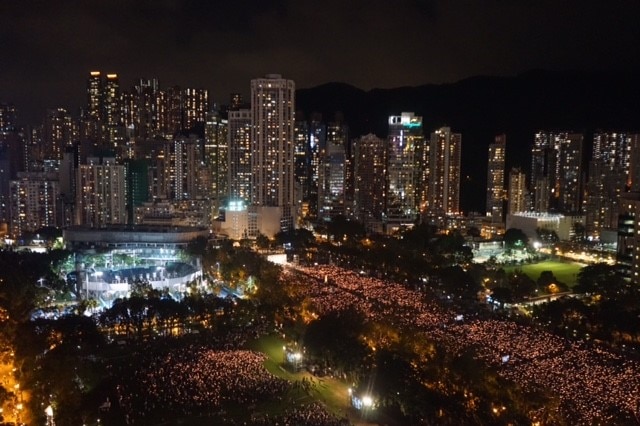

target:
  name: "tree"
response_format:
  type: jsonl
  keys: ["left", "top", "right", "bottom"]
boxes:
{"left": 303, "top": 308, "right": 369, "bottom": 378}
{"left": 503, "top": 228, "right": 529, "bottom": 249}
{"left": 326, "top": 215, "right": 365, "bottom": 242}
{"left": 575, "top": 263, "right": 623, "bottom": 297}
{"left": 255, "top": 233, "right": 270, "bottom": 250}
{"left": 467, "top": 226, "right": 481, "bottom": 240}
{"left": 508, "top": 271, "right": 536, "bottom": 299}
{"left": 491, "top": 287, "right": 514, "bottom": 309}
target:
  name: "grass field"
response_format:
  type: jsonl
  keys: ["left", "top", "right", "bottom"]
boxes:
{"left": 502, "top": 259, "right": 584, "bottom": 287}
{"left": 245, "top": 334, "right": 352, "bottom": 418}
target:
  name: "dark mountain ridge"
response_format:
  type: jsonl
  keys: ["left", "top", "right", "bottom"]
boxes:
{"left": 296, "top": 70, "right": 640, "bottom": 213}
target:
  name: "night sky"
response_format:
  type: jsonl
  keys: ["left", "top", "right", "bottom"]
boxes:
{"left": 1, "top": 0, "right": 640, "bottom": 124}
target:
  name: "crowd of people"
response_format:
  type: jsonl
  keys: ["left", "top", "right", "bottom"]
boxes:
{"left": 116, "top": 348, "right": 290, "bottom": 423}
{"left": 110, "top": 323, "right": 346, "bottom": 425}
{"left": 296, "top": 264, "right": 640, "bottom": 425}
{"left": 250, "top": 403, "right": 350, "bottom": 425}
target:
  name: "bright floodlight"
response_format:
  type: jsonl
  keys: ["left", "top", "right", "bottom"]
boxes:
{"left": 45, "top": 405, "right": 54, "bottom": 416}
{"left": 293, "top": 352, "right": 302, "bottom": 360}
{"left": 533, "top": 241, "right": 541, "bottom": 249}
{"left": 362, "top": 396, "right": 373, "bottom": 407}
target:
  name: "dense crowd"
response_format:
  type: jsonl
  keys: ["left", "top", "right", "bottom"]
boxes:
{"left": 111, "top": 324, "right": 345, "bottom": 425}
{"left": 116, "top": 348, "right": 290, "bottom": 423}
{"left": 250, "top": 402, "right": 350, "bottom": 426}
{"left": 296, "top": 264, "right": 640, "bottom": 425}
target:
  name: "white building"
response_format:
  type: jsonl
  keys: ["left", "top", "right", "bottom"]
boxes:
{"left": 506, "top": 212, "right": 584, "bottom": 242}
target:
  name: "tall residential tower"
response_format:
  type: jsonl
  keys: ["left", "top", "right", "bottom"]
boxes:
{"left": 250, "top": 74, "right": 296, "bottom": 232}
{"left": 486, "top": 134, "right": 506, "bottom": 221}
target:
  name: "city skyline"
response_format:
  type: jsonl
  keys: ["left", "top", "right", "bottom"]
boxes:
{"left": 2, "top": 1, "right": 640, "bottom": 123}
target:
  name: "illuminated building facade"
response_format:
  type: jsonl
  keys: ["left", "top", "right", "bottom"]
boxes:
{"left": 427, "top": 127, "right": 461, "bottom": 216}
{"left": 9, "top": 171, "right": 60, "bottom": 237}
{"left": 104, "top": 73, "right": 123, "bottom": 147}
{"left": 531, "top": 131, "right": 583, "bottom": 213}
{"left": 508, "top": 167, "right": 527, "bottom": 214}
{"left": 183, "top": 88, "right": 209, "bottom": 130}
{"left": 250, "top": 74, "right": 296, "bottom": 231}
{"left": 386, "top": 112, "right": 423, "bottom": 231}
{"left": 486, "top": 134, "right": 505, "bottom": 221}
{"left": 585, "top": 132, "right": 639, "bottom": 238}
{"left": 228, "top": 109, "right": 252, "bottom": 204}
{"left": 353, "top": 133, "right": 386, "bottom": 230}
{"left": 42, "top": 108, "right": 73, "bottom": 160}
{"left": 617, "top": 192, "right": 640, "bottom": 284}
{"left": 76, "top": 157, "right": 126, "bottom": 226}
{"left": 318, "top": 121, "right": 348, "bottom": 221}
{"left": 205, "top": 112, "right": 228, "bottom": 213}
{"left": 171, "top": 136, "right": 205, "bottom": 200}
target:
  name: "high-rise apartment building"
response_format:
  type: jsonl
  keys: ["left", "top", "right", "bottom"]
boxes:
{"left": 318, "top": 121, "right": 348, "bottom": 221}
{"left": 87, "top": 71, "right": 102, "bottom": 123}
{"left": 183, "top": 88, "right": 209, "bottom": 130}
{"left": 585, "top": 132, "right": 639, "bottom": 237}
{"left": 558, "top": 133, "right": 583, "bottom": 213}
{"left": 0, "top": 103, "right": 17, "bottom": 131}
{"left": 250, "top": 74, "right": 296, "bottom": 231}
{"left": 293, "top": 119, "right": 310, "bottom": 210}
{"left": 386, "top": 112, "right": 424, "bottom": 230}
{"left": 427, "top": 127, "right": 461, "bottom": 215}
{"left": 617, "top": 192, "right": 640, "bottom": 284}
{"left": 9, "top": 171, "right": 60, "bottom": 237}
{"left": 171, "top": 136, "right": 205, "bottom": 200}
{"left": 104, "top": 73, "right": 123, "bottom": 147}
{"left": 123, "top": 159, "right": 149, "bottom": 224}
{"left": 508, "top": 167, "right": 527, "bottom": 214}
{"left": 205, "top": 112, "right": 228, "bottom": 213}
{"left": 132, "top": 78, "right": 160, "bottom": 139}
{"left": 353, "top": 133, "right": 386, "bottom": 230}
{"left": 228, "top": 109, "right": 252, "bottom": 204}
{"left": 76, "top": 157, "right": 126, "bottom": 226}
{"left": 531, "top": 132, "right": 583, "bottom": 213}
{"left": 486, "top": 134, "right": 506, "bottom": 221}
{"left": 42, "top": 108, "right": 73, "bottom": 160}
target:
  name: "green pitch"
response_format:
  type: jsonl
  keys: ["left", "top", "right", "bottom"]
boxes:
{"left": 502, "top": 260, "right": 584, "bottom": 287}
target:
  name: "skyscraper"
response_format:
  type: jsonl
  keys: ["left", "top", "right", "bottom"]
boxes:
{"left": 250, "top": 74, "right": 295, "bottom": 231}
{"left": 76, "top": 157, "right": 126, "bottom": 226}
{"left": 386, "top": 112, "right": 424, "bottom": 231}
{"left": 227, "top": 109, "right": 252, "bottom": 204}
{"left": 617, "top": 192, "right": 640, "bottom": 284}
{"left": 585, "top": 132, "right": 638, "bottom": 237}
{"left": 353, "top": 133, "right": 386, "bottom": 230}
{"left": 183, "top": 88, "right": 209, "bottom": 131}
{"left": 531, "top": 132, "right": 583, "bottom": 213}
{"left": 0, "top": 103, "right": 17, "bottom": 131}
{"left": 42, "top": 108, "right": 73, "bottom": 160}
{"left": 9, "top": 171, "right": 60, "bottom": 237}
{"left": 486, "top": 134, "right": 506, "bottom": 221}
{"left": 205, "top": 112, "right": 228, "bottom": 214}
{"left": 508, "top": 168, "right": 527, "bottom": 214}
{"left": 318, "top": 121, "right": 348, "bottom": 221}
{"left": 427, "top": 127, "right": 461, "bottom": 215}
{"left": 104, "top": 73, "right": 123, "bottom": 148}
{"left": 87, "top": 71, "right": 102, "bottom": 123}
{"left": 557, "top": 133, "right": 583, "bottom": 213}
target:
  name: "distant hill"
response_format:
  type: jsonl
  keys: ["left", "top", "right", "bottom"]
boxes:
{"left": 295, "top": 70, "right": 640, "bottom": 213}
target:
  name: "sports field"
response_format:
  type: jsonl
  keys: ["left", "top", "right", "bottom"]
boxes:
{"left": 502, "top": 260, "right": 584, "bottom": 287}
